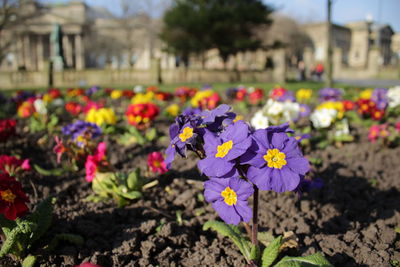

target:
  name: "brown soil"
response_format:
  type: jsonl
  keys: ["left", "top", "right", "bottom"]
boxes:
{"left": 0, "top": 120, "right": 399, "bottom": 267}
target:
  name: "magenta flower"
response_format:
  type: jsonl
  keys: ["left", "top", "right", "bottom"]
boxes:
{"left": 197, "top": 121, "right": 252, "bottom": 177}
{"left": 241, "top": 125, "right": 309, "bottom": 192}
{"left": 53, "top": 136, "right": 66, "bottom": 164}
{"left": 147, "top": 152, "right": 168, "bottom": 174}
{"left": 84, "top": 142, "right": 106, "bottom": 182}
{"left": 204, "top": 177, "right": 253, "bottom": 225}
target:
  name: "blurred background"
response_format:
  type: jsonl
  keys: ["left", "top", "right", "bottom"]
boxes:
{"left": 0, "top": 0, "right": 399, "bottom": 89}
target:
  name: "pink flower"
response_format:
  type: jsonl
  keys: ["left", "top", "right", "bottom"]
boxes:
{"left": 147, "top": 152, "right": 168, "bottom": 174}
{"left": 53, "top": 136, "right": 66, "bottom": 164}
{"left": 21, "top": 159, "right": 30, "bottom": 171}
{"left": 85, "top": 155, "right": 98, "bottom": 182}
{"left": 368, "top": 125, "right": 380, "bottom": 143}
{"left": 84, "top": 142, "right": 107, "bottom": 182}
{"left": 396, "top": 122, "right": 400, "bottom": 133}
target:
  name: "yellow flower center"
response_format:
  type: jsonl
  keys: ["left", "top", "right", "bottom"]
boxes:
{"left": 179, "top": 127, "right": 194, "bottom": 142}
{"left": 215, "top": 140, "right": 233, "bottom": 158}
{"left": 1, "top": 189, "right": 16, "bottom": 203}
{"left": 221, "top": 187, "right": 237, "bottom": 206}
{"left": 153, "top": 160, "right": 161, "bottom": 167}
{"left": 263, "top": 148, "right": 287, "bottom": 169}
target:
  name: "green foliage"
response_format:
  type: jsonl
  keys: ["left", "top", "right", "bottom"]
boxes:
{"left": 28, "top": 114, "right": 59, "bottom": 133}
{"left": 203, "top": 220, "right": 252, "bottom": 261}
{"left": 33, "top": 164, "right": 64, "bottom": 176}
{"left": 117, "top": 126, "right": 157, "bottom": 146}
{"left": 89, "top": 168, "right": 145, "bottom": 207}
{"left": 22, "top": 255, "right": 36, "bottom": 267}
{"left": 46, "top": 233, "right": 84, "bottom": 252}
{"left": 261, "top": 235, "right": 282, "bottom": 267}
{"left": 274, "top": 253, "right": 333, "bottom": 267}
{"left": 161, "top": 0, "right": 273, "bottom": 64}
{"left": 0, "top": 198, "right": 55, "bottom": 259}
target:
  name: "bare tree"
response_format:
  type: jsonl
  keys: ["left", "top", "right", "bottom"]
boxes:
{"left": 0, "top": 0, "right": 44, "bottom": 66}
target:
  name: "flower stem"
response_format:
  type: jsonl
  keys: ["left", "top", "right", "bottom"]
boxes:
{"left": 251, "top": 185, "right": 259, "bottom": 245}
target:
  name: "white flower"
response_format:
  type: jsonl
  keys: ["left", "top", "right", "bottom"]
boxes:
{"left": 52, "top": 98, "right": 64, "bottom": 107}
{"left": 387, "top": 86, "right": 400, "bottom": 108}
{"left": 334, "top": 118, "right": 350, "bottom": 137}
{"left": 251, "top": 111, "right": 269, "bottom": 129}
{"left": 260, "top": 99, "right": 300, "bottom": 125}
{"left": 310, "top": 108, "right": 337, "bottom": 128}
{"left": 134, "top": 85, "right": 144, "bottom": 93}
{"left": 33, "top": 99, "right": 47, "bottom": 115}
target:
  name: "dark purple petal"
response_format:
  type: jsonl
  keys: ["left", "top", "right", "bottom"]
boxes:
{"left": 224, "top": 137, "right": 252, "bottom": 161}
{"left": 240, "top": 151, "right": 265, "bottom": 168}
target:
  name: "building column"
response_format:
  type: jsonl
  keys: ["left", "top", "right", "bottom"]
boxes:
{"left": 74, "top": 34, "right": 84, "bottom": 70}
{"left": 37, "top": 35, "right": 44, "bottom": 70}
{"left": 24, "top": 35, "right": 32, "bottom": 70}
{"left": 63, "top": 34, "right": 73, "bottom": 68}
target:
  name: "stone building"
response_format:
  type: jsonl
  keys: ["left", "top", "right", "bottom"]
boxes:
{"left": 302, "top": 21, "right": 396, "bottom": 68}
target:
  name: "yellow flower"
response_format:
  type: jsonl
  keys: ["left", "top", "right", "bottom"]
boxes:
{"left": 360, "top": 89, "right": 373, "bottom": 100}
{"left": 166, "top": 104, "right": 180, "bottom": 117}
{"left": 42, "top": 94, "right": 53, "bottom": 103}
{"left": 296, "top": 88, "right": 312, "bottom": 101}
{"left": 86, "top": 108, "right": 117, "bottom": 126}
{"left": 191, "top": 90, "right": 214, "bottom": 107}
{"left": 131, "top": 92, "right": 154, "bottom": 104}
{"left": 316, "top": 101, "right": 345, "bottom": 119}
{"left": 110, "top": 90, "right": 123, "bottom": 99}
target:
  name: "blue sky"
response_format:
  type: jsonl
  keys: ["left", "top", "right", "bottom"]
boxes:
{"left": 265, "top": 0, "right": 400, "bottom": 31}
{"left": 44, "top": 0, "right": 400, "bottom": 32}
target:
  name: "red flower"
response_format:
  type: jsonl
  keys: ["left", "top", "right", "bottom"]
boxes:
{"left": 147, "top": 152, "right": 168, "bottom": 174}
{"left": 0, "top": 155, "right": 30, "bottom": 176}
{"left": 155, "top": 92, "right": 173, "bottom": 101}
{"left": 65, "top": 102, "right": 82, "bottom": 116}
{"left": 371, "top": 108, "right": 385, "bottom": 121}
{"left": 235, "top": 88, "right": 247, "bottom": 101}
{"left": 48, "top": 88, "right": 61, "bottom": 99}
{"left": 342, "top": 100, "right": 355, "bottom": 111}
{"left": 146, "top": 86, "right": 159, "bottom": 92}
{"left": 83, "top": 101, "right": 104, "bottom": 114}
{"left": 249, "top": 88, "right": 264, "bottom": 105}
{"left": 0, "top": 119, "right": 16, "bottom": 143}
{"left": 125, "top": 103, "right": 159, "bottom": 129}
{"left": 199, "top": 92, "right": 220, "bottom": 110}
{"left": 270, "top": 87, "right": 287, "bottom": 100}
{"left": 0, "top": 173, "right": 29, "bottom": 220}
{"left": 122, "top": 90, "right": 135, "bottom": 98}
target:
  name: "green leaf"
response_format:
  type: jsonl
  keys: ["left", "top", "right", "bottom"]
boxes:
{"left": 22, "top": 255, "right": 36, "bottom": 267}
{"left": 33, "top": 164, "right": 63, "bottom": 176}
{"left": 26, "top": 198, "right": 55, "bottom": 245}
{"left": 203, "top": 220, "right": 251, "bottom": 261}
{"left": 261, "top": 235, "right": 282, "bottom": 267}
{"left": 250, "top": 244, "right": 260, "bottom": 261}
{"left": 145, "top": 128, "right": 157, "bottom": 141}
{"left": 119, "top": 191, "right": 142, "bottom": 200}
{"left": 0, "top": 214, "right": 17, "bottom": 236}
{"left": 127, "top": 168, "right": 142, "bottom": 190}
{"left": 0, "top": 220, "right": 35, "bottom": 258}
{"left": 274, "top": 253, "right": 333, "bottom": 267}
{"left": 46, "top": 233, "right": 84, "bottom": 252}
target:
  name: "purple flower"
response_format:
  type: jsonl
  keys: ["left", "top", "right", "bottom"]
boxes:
{"left": 200, "top": 104, "right": 236, "bottom": 132}
{"left": 241, "top": 124, "right": 309, "bottom": 193}
{"left": 62, "top": 120, "right": 102, "bottom": 146}
{"left": 296, "top": 177, "right": 324, "bottom": 194}
{"left": 226, "top": 87, "right": 238, "bottom": 100}
{"left": 86, "top": 86, "right": 101, "bottom": 96}
{"left": 319, "top": 88, "right": 342, "bottom": 102}
{"left": 371, "top": 88, "right": 388, "bottom": 110}
{"left": 204, "top": 177, "right": 253, "bottom": 225}
{"left": 197, "top": 121, "right": 252, "bottom": 177}
{"left": 299, "top": 104, "right": 311, "bottom": 117}
{"left": 182, "top": 107, "right": 201, "bottom": 116}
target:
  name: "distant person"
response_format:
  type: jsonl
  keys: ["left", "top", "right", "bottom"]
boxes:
{"left": 297, "top": 60, "right": 306, "bottom": 81}
{"left": 314, "top": 63, "right": 324, "bottom": 81}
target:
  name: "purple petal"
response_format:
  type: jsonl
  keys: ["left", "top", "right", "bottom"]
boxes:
{"left": 203, "top": 131, "right": 220, "bottom": 157}
{"left": 197, "top": 157, "right": 235, "bottom": 177}
{"left": 286, "top": 157, "right": 310, "bottom": 175}
{"left": 247, "top": 166, "right": 272, "bottom": 191}
{"left": 224, "top": 137, "right": 252, "bottom": 161}
{"left": 204, "top": 178, "right": 228, "bottom": 202}
{"left": 229, "top": 178, "right": 254, "bottom": 200}
{"left": 220, "top": 121, "right": 250, "bottom": 143}
{"left": 234, "top": 200, "right": 252, "bottom": 222}
{"left": 270, "top": 132, "right": 287, "bottom": 149}
{"left": 252, "top": 129, "right": 269, "bottom": 151}
{"left": 240, "top": 151, "right": 265, "bottom": 168}
{"left": 212, "top": 201, "right": 241, "bottom": 225}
